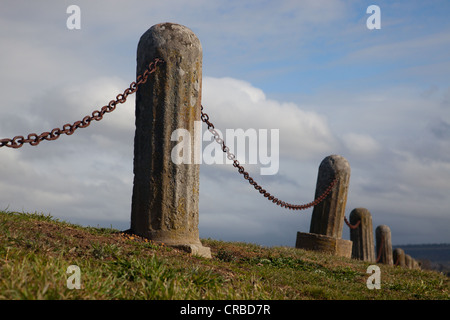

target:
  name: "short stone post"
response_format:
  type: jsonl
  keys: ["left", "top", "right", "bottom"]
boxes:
{"left": 404, "top": 255, "right": 420, "bottom": 269}
{"left": 405, "top": 254, "right": 413, "bottom": 269}
{"left": 375, "top": 225, "right": 393, "bottom": 265}
{"left": 296, "top": 155, "right": 352, "bottom": 258}
{"left": 349, "top": 208, "right": 375, "bottom": 262}
{"left": 393, "top": 248, "right": 406, "bottom": 267}
{"left": 130, "top": 23, "right": 211, "bottom": 258}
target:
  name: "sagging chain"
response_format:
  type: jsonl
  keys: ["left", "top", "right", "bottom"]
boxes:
{"left": 0, "top": 58, "right": 165, "bottom": 149}
{"left": 344, "top": 217, "right": 361, "bottom": 229}
{"left": 200, "top": 105, "right": 338, "bottom": 210}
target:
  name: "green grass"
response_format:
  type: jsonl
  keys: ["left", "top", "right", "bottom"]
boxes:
{"left": 0, "top": 210, "right": 448, "bottom": 300}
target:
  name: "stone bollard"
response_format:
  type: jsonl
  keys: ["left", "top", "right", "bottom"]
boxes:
{"left": 296, "top": 155, "right": 352, "bottom": 258}
{"left": 405, "top": 254, "right": 413, "bottom": 269}
{"left": 393, "top": 248, "right": 406, "bottom": 267}
{"left": 394, "top": 248, "right": 406, "bottom": 267}
{"left": 130, "top": 23, "right": 211, "bottom": 258}
{"left": 349, "top": 208, "right": 375, "bottom": 262}
{"left": 375, "top": 225, "right": 393, "bottom": 265}
{"left": 310, "top": 155, "right": 351, "bottom": 238}
{"left": 405, "top": 256, "right": 420, "bottom": 269}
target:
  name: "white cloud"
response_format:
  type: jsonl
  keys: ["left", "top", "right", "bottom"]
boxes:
{"left": 342, "top": 133, "right": 380, "bottom": 156}
{"left": 394, "top": 150, "right": 450, "bottom": 196}
{"left": 202, "top": 77, "right": 335, "bottom": 161}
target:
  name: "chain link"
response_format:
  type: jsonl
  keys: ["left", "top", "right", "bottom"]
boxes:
{"left": 200, "top": 105, "right": 338, "bottom": 210}
{"left": 0, "top": 58, "right": 164, "bottom": 149}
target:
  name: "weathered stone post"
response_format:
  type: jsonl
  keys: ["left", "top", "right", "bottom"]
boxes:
{"left": 130, "top": 23, "right": 211, "bottom": 258}
{"left": 295, "top": 155, "right": 352, "bottom": 257}
{"left": 393, "top": 248, "right": 406, "bottom": 267}
{"left": 405, "top": 254, "right": 413, "bottom": 269}
{"left": 375, "top": 225, "right": 393, "bottom": 265}
{"left": 310, "top": 155, "right": 351, "bottom": 238}
{"left": 404, "top": 255, "right": 420, "bottom": 269}
{"left": 349, "top": 208, "right": 375, "bottom": 262}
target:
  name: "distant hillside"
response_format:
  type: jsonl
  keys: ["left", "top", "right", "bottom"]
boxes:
{"left": 394, "top": 244, "right": 450, "bottom": 275}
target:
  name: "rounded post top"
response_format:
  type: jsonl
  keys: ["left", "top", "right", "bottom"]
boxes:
{"left": 137, "top": 22, "right": 203, "bottom": 77}
{"left": 138, "top": 22, "right": 202, "bottom": 58}
{"left": 376, "top": 224, "right": 391, "bottom": 235}
{"left": 376, "top": 224, "right": 390, "bottom": 231}
{"left": 349, "top": 207, "right": 372, "bottom": 223}
{"left": 320, "top": 154, "right": 350, "bottom": 175}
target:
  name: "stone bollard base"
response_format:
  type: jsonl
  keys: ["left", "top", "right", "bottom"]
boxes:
{"left": 173, "top": 244, "right": 212, "bottom": 259}
{"left": 295, "top": 232, "right": 352, "bottom": 258}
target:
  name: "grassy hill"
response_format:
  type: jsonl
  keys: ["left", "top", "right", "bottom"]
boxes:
{"left": 0, "top": 210, "right": 448, "bottom": 300}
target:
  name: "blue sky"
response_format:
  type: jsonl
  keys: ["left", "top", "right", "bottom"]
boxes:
{"left": 0, "top": 1, "right": 449, "bottom": 247}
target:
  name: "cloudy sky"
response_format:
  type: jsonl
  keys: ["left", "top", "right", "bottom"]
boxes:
{"left": 1, "top": 1, "right": 449, "bottom": 247}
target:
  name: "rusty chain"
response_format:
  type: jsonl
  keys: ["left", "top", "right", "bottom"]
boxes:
{"left": 0, "top": 58, "right": 164, "bottom": 149}
{"left": 1, "top": 57, "right": 336, "bottom": 211}
{"left": 200, "top": 105, "right": 338, "bottom": 210}
{"left": 344, "top": 217, "right": 361, "bottom": 229}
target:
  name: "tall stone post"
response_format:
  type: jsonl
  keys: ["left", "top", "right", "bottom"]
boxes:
{"left": 375, "top": 225, "right": 393, "bottom": 265}
{"left": 295, "top": 155, "right": 352, "bottom": 258}
{"left": 393, "top": 248, "right": 406, "bottom": 267}
{"left": 130, "top": 23, "right": 211, "bottom": 258}
{"left": 349, "top": 208, "right": 375, "bottom": 262}
{"left": 309, "top": 155, "right": 351, "bottom": 238}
